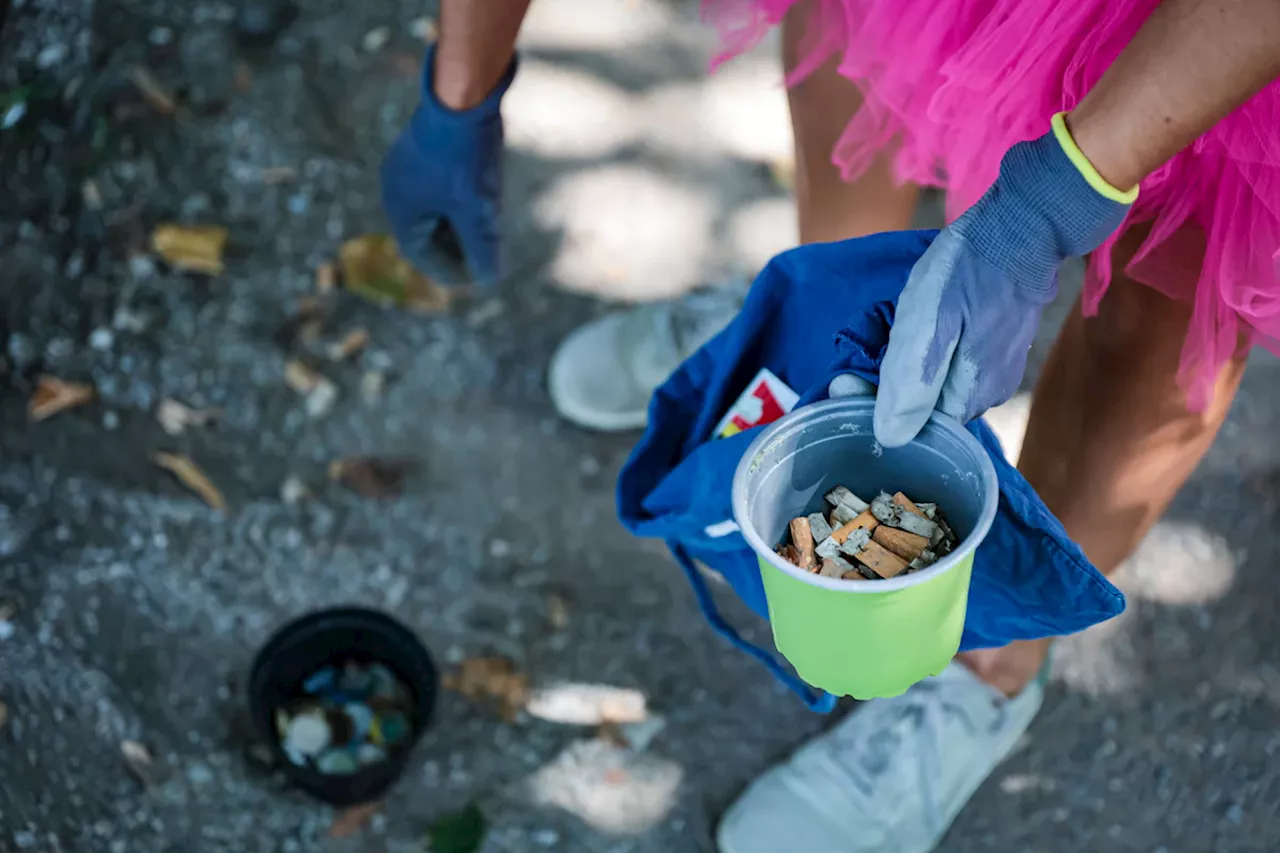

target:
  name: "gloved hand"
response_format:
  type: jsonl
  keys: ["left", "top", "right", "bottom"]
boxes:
{"left": 380, "top": 45, "right": 516, "bottom": 287}
{"left": 870, "top": 113, "right": 1137, "bottom": 448}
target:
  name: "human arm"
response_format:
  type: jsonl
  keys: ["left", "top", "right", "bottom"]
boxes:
{"left": 869, "top": 0, "right": 1280, "bottom": 447}
{"left": 1068, "top": 0, "right": 1280, "bottom": 191}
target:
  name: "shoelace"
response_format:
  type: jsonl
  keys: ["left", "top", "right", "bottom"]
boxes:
{"left": 830, "top": 678, "right": 1010, "bottom": 838}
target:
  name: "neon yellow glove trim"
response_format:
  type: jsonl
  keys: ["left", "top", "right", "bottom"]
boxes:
{"left": 1051, "top": 112, "right": 1140, "bottom": 205}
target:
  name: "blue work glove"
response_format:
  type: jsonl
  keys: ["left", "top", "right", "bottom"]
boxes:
{"left": 868, "top": 113, "right": 1138, "bottom": 448}
{"left": 380, "top": 45, "right": 516, "bottom": 286}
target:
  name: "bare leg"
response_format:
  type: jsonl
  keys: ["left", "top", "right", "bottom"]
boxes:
{"left": 782, "top": 1, "right": 919, "bottom": 243}
{"left": 434, "top": 0, "right": 533, "bottom": 110}
{"left": 958, "top": 227, "right": 1249, "bottom": 697}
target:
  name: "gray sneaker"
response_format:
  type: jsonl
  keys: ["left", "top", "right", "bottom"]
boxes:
{"left": 548, "top": 282, "right": 747, "bottom": 432}
{"left": 717, "top": 662, "right": 1045, "bottom": 853}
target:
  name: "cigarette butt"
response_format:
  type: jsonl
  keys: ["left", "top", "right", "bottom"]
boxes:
{"left": 830, "top": 510, "right": 879, "bottom": 544}
{"left": 775, "top": 543, "right": 802, "bottom": 567}
{"left": 815, "top": 537, "right": 841, "bottom": 560}
{"left": 916, "top": 501, "right": 938, "bottom": 520}
{"left": 870, "top": 492, "right": 898, "bottom": 525}
{"left": 853, "top": 539, "right": 909, "bottom": 579}
{"left": 909, "top": 549, "right": 938, "bottom": 570}
{"left": 819, "top": 557, "right": 852, "bottom": 578}
{"left": 837, "top": 528, "right": 872, "bottom": 559}
{"left": 893, "top": 492, "right": 925, "bottom": 517}
{"left": 894, "top": 511, "right": 938, "bottom": 540}
{"left": 872, "top": 525, "right": 930, "bottom": 561}
{"left": 831, "top": 503, "right": 859, "bottom": 525}
{"left": 807, "top": 512, "right": 833, "bottom": 543}
{"left": 840, "top": 570, "right": 868, "bottom": 581}
{"left": 789, "top": 516, "right": 816, "bottom": 570}
{"left": 825, "top": 486, "right": 869, "bottom": 514}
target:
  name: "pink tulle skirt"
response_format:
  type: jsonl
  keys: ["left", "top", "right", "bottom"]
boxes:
{"left": 704, "top": 0, "right": 1280, "bottom": 409}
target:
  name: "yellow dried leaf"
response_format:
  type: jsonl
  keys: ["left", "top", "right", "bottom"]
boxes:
{"left": 127, "top": 66, "right": 176, "bottom": 115}
{"left": 151, "top": 224, "right": 228, "bottom": 275}
{"left": 154, "top": 452, "right": 226, "bottom": 511}
{"left": 29, "top": 375, "right": 96, "bottom": 422}
{"left": 328, "top": 328, "right": 369, "bottom": 361}
{"left": 338, "top": 234, "right": 452, "bottom": 314}
{"left": 284, "top": 360, "right": 322, "bottom": 394}
{"left": 442, "top": 657, "right": 529, "bottom": 723}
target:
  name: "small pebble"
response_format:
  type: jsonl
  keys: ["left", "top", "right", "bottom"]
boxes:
{"left": 280, "top": 475, "right": 310, "bottom": 505}
{"left": 304, "top": 379, "right": 337, "bottom": 418}
{"left": 362, "top": 27, "right": 391, "bottom": 52}
{"left": 186, "top": 762, "right": 214, "bottom": 785}
{"left": 36, "top": 43, "right": 68, "bottom": 69}
{"left": 89, "top": 328, "right": 114, "bottom": 351}
{"left": 2, "top": 102, "right": 26, "bottom": 130}
{"left": 531, "top": 829, "right": 560, "bottom": 847}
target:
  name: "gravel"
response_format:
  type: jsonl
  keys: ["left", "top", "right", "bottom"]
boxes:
{"left": 2, "top": 0, "right": 1280, "bottom": 851}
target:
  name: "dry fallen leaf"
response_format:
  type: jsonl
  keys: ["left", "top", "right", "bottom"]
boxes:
{"left": 339, "top": 234, "right": 452, "bottom": 314}
{"left": 328, "top": 800, "right": 384, "bottom": 839}
{"left": 443, "top": 657, "right": 529, "bottom": 722}
{"left": 127, "top": 65, "right": 176, "bottom": 115}
{"left": 29, "top": 375, "right": 96, "bottom": 422}
{"left": 328, "top": 328, "right": 369, "bottom": 361}
{"left": 121, "top": 739, "right": 160, "bottom": 786}
{"left": 154, "top": 452, "right": 226, "bottom": 511}
{"left": 151, "top": 224, "right": 228, "bottom": 275}
{"left": 284, "top": 359, "right": 323, "bottom": 394}
{"left": 156, "top": 398, "right": 219, "bottom": 436}
{"left": 328, "top": 457, "right": 412, "bottom": 499}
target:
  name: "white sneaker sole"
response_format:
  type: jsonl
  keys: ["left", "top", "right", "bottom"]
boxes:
{"left": 547, "top": 344, "right": 649, "bottom": 433}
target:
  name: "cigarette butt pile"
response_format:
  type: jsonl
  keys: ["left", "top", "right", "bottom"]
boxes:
{"left": 774, "top": 486, "right": 960, "bottom": 581}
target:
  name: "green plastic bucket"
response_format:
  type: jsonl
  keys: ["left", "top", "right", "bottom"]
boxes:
{"left": 731, "top": 396, "right": 998, "bottom": 699}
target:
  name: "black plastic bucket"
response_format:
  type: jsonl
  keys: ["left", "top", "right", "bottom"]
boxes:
{"left": 248, "top": 607, "right": 438, "bottom": 805}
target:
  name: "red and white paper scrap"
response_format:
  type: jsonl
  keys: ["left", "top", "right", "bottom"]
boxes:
{"left": 714, "top": 368, "right": 799, "bottom": 438}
